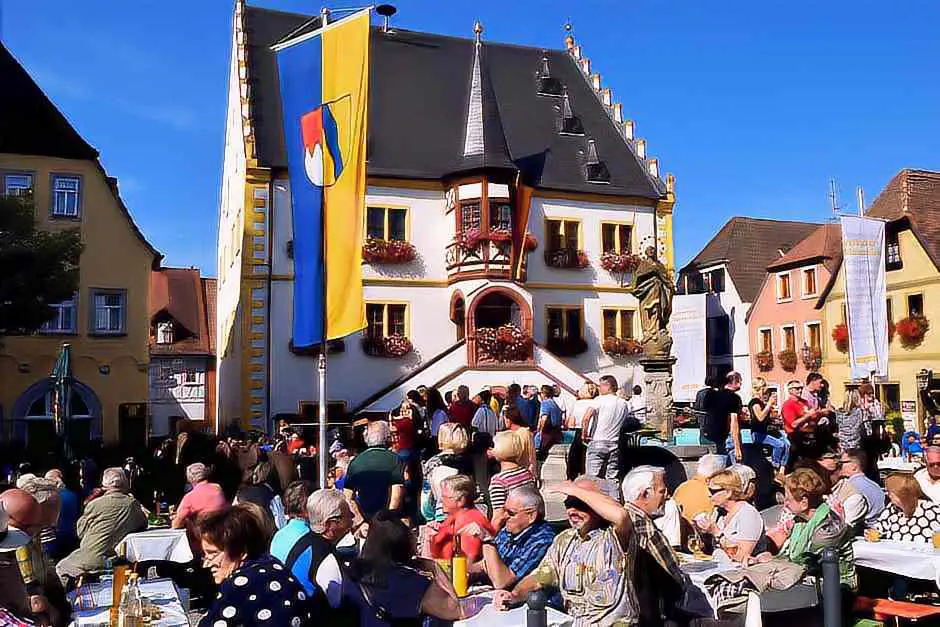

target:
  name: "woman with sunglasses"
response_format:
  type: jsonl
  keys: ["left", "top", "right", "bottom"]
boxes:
{"left": 198, "top": 505, "right": 313, "bottom": 626}
{"left": 695, "top": 470, "right": 765, "bottom": 563}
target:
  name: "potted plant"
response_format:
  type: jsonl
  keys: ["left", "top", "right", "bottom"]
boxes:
{"left": 523, "top": 232, "right": 538, "bottom": 252}
{"left": 832, "top": 323, "right": 849, "bottom": 353}
{"left": 603, "top": 337, "right": 644, "bottom": 356}
{"left": 458, "top": 228, "right": 484, "bottom": 252}
{"left": 755, "top": 350, "right": 774, "bottom": 372}
{"left": 362, "top": 238, "right": 417, "bottom": 264}
{"left": 475, "top": 324, "right": 532, "bottom": 362}
{"left": 800, "top": 346, "right": 822, "bottom": 371}
{"left": 599, "top": 251, "right": 641, "bottom": 274}
{"left": 361, "top": 334, "right": 414, "bottom": 358}
{"left": 777, "top": 349, "right": 798, "bottom": 372}
{"left": 488, "top": 228, "right": 513, "bottom": 243}
{"left": 544, "top": 248, "right": 590, "bottom": 269}
{"left": 895, "top": 315, "right": 930, "bottom": 349}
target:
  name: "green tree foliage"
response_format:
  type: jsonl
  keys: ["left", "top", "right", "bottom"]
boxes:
{"left": 0, "top": 194, "right": 83, "bottom": 335}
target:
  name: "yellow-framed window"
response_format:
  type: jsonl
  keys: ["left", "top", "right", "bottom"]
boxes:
{"left": 602, "top": 308, "right": 635, "bottom": 339}
{"left": 546, "top": 306, "right": 583, "bottom": 341}
{"left": 365, "top": 302, "right": 409, "bottom": 339}
{"left": 601, "top": 222, "right": 633, "bottom": 254}
{"left": 546, "top": 218, "right": 581, "bottom": 251}
{"left": 366, "top": 206, "right": 408, "bottom": 241}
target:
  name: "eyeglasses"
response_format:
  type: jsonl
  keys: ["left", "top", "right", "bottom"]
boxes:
{"left": 707, "top": 487, "right": 725, "bottom": 495}
{"left": 563, "top": 496, "right": 589, "bottom": 511}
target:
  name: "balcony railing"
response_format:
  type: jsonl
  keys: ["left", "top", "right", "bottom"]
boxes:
{"left": 445, "top": 238, "right": 512, "bottom": 279}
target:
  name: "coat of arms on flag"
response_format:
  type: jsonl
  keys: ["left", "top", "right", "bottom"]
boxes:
{"left": 302, "top": 95, "right": 350, "bottom": 188}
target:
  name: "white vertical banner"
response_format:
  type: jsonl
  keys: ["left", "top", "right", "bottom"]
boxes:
{"left": 670, "top": 293, "right": 707, "bottom": 402}
{"left": 840, "top": 216, "right": 888, "bottom": 379}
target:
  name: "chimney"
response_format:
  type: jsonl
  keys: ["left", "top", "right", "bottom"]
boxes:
{"left": 570, "top": 45, "right": 582, "bottom": 60}
{"left": 636, "top": 138, "right": 647, "bottom": 159}
{"left": 623, "top": 120, "right": 635, "bottom": 140}
{"left": 601, "top": 87, "right": 612, "bottom": 106}
{"left": 647, "top": 158, "right": 659, "bottom": 178}
{"left": 579, "top": 58, "right": 591, "bottom": 75}
{"left": 612, "top": 103, "right": 623, "bottom": 123}
{"left": 590, "top": 73, "right": 601, "bottom": 91}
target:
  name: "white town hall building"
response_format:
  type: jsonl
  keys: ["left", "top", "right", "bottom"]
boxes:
{"left": 216, "top": 2, "right": 678, "bottom": 432}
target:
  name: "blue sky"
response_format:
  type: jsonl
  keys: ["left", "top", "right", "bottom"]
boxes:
{"left": 3, "top": 0, "right": 939, "bottom": 275}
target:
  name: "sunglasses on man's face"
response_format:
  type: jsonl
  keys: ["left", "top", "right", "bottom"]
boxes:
{"left": 564, "top": 496, "right": 589, "bottom": 511}
{"left": 708, "top": 487, "right": 725, "bottom": 495}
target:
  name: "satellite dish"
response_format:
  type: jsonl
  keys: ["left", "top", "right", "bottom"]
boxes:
{"left": 376, "top": 4, "right": 397, "bottom": 31}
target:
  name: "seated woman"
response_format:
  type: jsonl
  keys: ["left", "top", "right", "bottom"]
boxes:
{"left": 421, "top": 424, "right": 474, "bottom": 524}
{"left": 764, "top": 469, "right": 856, "bottom": 588}
{"left": 695, "top": 470, "right": 765, "bottom": 563}
{"left": 198, "top": 505, "right": 312, "bottom": 627}
{"left": 430, "top": 475, "right": 495, "bottom": 563}
{"left": 488, "top": 431, "right": 535, "bottom": 529}
{"left": 344, "top": 510, "right": 465, "bottom": 625}
{"left": 875, "top": 473, "right": 940, "bottom": 543}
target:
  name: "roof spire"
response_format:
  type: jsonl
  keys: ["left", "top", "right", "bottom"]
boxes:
{"left": 463, "top": 22, "right": 485, "bottom": 157}
{"left": 564, "top": 20, "right": 575, "bottom": 50}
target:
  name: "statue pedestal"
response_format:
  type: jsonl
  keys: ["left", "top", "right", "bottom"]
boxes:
{"left": 638, "top": 355, "right": 676, "bottom": 440}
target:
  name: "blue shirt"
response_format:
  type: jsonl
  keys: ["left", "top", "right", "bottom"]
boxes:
{"left": 515, "top": 397, "right": 538, "bottom": 430}
{"left": 493, "top": 520, "right": 556, "bottom": 579}
{"left": 55, "top": 488, "right": 80, "bottom": 550}
{"left": 270, "top": 518, "right": 316, "bottom": 595}
{"left": 539, "top": 398, "right": 563, "bottom": 429}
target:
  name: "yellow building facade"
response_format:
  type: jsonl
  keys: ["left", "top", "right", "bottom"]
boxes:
{"left": 0, "top": 44, "right": 160, "bottom": 449}
{"left": 821, "top": 169, "right": 940, "bottom": 430}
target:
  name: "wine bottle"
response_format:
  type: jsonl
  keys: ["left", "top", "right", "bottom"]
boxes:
{"left": 451, "top": 531, "right": 468, "bottom": 598}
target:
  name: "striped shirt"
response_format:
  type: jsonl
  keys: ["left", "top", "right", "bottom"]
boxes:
{"left": 488, "top": 466, "right": 535, "bottom": 513}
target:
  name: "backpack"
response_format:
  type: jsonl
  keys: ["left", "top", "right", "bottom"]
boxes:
{"left": 693, "top": 387, "right": 712, "bottom": 413}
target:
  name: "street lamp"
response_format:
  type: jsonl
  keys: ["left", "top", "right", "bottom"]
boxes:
{"left": 917, "top": 369, "right": 933, "bottom": 392}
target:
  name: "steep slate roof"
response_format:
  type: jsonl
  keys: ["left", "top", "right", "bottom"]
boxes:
{"left": 681, "top": 217, "right": 820, "bottom": 302}
{"left": 244, "top": 6, "right": 662, "bottom": 198}
{"left": 867, "top": 169, "right": 940, "bottom": 268}
{"left": 150, "top": 268, "right": 213, "bottom": 357}
{"left": 766, "top": 223, "right": 842, "bottom": 273}
{"left": 1, "top": 42, "right": 162, "bottom": 266}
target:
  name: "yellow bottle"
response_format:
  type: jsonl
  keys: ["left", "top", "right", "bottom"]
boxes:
{"left": 451, "top": 532, "right": 468, "bottom": 598}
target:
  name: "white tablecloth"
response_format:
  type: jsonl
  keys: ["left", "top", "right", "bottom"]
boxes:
{"left": 70, "top": 578, "right": 188, "bottom": 626}
{"left": 877, "top": 458, "right": 920, "bottom": 473}
{"left": 116, "top": 528, "right": 193, "bottom": 564}
{"left": 853, "top": 539, "right": 940, "bottom": 586}
{"left": 454, "top": 591, "right": 573, "bottom": 627}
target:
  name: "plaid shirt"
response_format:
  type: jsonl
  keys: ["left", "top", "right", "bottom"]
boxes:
{"left": 493, "top": 520, "right": 556, "bottom": 579}
{"left": 625, "top": 502, "right": 686, "bottom": 586}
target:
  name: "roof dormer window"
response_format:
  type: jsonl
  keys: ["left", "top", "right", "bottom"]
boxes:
{"left": 559, "top": 88, "right": 584, "bottom": 136}
{"left": 585, "top": 139, "right": 610, "bottom": 184}
{"left": 536, "top": 54, "right": 563, "bottom": 97}
{"left": 157, "top": 321, "right": 174, "bottom": 345}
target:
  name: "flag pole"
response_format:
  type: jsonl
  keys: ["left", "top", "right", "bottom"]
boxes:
{"left": 317, "top": 7, "right": 331, "bottom": 491}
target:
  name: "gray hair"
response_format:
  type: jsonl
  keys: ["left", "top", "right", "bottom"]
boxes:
{"left": 186, "top": 463, "right": 209, "bottom": 484}
{"left": 506, "top": 485, "right": 545, "bottom": 519}
{"left": 573, "top": 474, "right": 621, "bottom": 501}
{"left": 621, "top": 465, "right": 665, "bottom": 503}
{"left": 364, "top": 421, "right": 390, "bottom": 447}
{"left": 307, "top": 489, "right": 349, "bottom": 534}
{"left": 101, "top": 467, "right": 129, "bottom": 492}
{"left": 44, "top": 470, "right": 65, "bottom": 489}
{"left": 19, "top": 477, "right": 60, "bottom": 504}
{"left": 15, "top": 474, "right": 38, "bottom": 490}
{"left": 696, "top": 454, "right": 727, "bottom": 479}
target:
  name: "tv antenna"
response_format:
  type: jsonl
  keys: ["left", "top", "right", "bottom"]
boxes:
{"left": 828, "top": 178, "right": 845, "bottom": 218}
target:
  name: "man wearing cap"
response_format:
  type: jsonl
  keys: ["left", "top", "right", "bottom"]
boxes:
{"left": 782, "top": 379, "right": 820, "bottom": 466}
{"left": 57, "top": 468, "right": 147, "bottom": 584}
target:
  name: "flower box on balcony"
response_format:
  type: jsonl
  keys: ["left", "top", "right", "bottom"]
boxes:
{"left": 777, "top": 349, "right": 798, "bottom": 372}
{"left": 544, "top": 248, "right": 589, "bottom": 269}
{"left": 600, "top": 251, "right": 641, "bottom": 274}
{"left": 832, "top": 323, "right": 849, "bottom": 353}
{"left": 756, "top": 350, "right": 774, "bottom": 372}
{"left": 361, "top": 334, "right": 414, "bottom": 358}
{"left": 603, "top": 337, "right": 644, "bottom": 356}
{"left": 546, "top": 336, "right": 588, "bottom": 357}
{"left": 523, "top": 232, "right": 538, "bottom": 252}
{"left": 362, "top": 238, "right": 417, "bottom": 265}
{"left": 475, "top": 324, "right": 532, "bottom": 363}
{"left": 800, "top": 346, "right": 822, "bottom": 371}
{"left": 488, "top": 228, "right": 513, "bottom": 243}
{"left": 896, "top": 315, "right": 930, "bottom": 348}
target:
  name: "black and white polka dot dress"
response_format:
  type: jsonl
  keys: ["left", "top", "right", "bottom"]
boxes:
{"left": 199, "top": 554, "right": 312, "bottom": 627}
{"left": 875, "top": 499, "right": 940, "bottom": 543}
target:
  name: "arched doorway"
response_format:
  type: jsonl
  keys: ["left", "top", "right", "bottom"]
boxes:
{"left": 12, "top": 378, "right": 102, "bottom": 456}
{"left": 467, "top": 287, "right": 533, "bottom": 365}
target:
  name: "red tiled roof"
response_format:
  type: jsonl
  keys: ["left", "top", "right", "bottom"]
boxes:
{"left": 766, "top": 223, "right": 842, "bottom": 273}
{"left": 150, "top": 268, "right": 213, "bottom": 356}
{"left": 867, "top": 169, "right": 940, "bottom": 268}
{"left": 681, "top": 217, "right": 820, "bottom": 302}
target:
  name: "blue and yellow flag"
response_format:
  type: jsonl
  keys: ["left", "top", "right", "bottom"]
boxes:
{"left": 276, "top": 11, "right": 369, "bottom": 347}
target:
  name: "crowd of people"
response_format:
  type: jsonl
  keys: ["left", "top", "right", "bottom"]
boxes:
{"left": 0, "top": 371, "right": 935, "bottom": 626}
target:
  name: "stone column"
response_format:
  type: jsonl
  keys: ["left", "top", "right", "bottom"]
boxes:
{"left": 638, "top": 355, "right": 676, "bottom": 439}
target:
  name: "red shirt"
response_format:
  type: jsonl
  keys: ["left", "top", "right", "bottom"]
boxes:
{"left": 287, "top": 437, "right": 306, "bottom": 454}
{"left": 391, "top": 415, "right": 416, "bottom": 451}
{"left": 448, "top": 401, "right": 476, "bottom": 428}
{"left": 430, "top": 507, "right": 495, "bottom": 563}
{"left": 782, "top": 397, "right": 813, "bottom": 435}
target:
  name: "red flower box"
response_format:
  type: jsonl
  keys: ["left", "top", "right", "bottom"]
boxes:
{"left": 488, "top": 228, "right": 513, "bottom": 243}
{"left": 832, "top": 323, "right": 849, "bottom": 353}
{"left": 362, "top": 238, "right": 417, "bottom": 265}
{"left": 895, "top": 315, "right": 930, "bottom": 348}
{"left": 600, "top": 251, "right": 641, "bottom": 274}
{"left": 544, "top": 248, "right": 589, "bottom": 269}
{"left": 777, "top": 350, "right": 798, "bottom": 372}
{"left": 475, "top": 324, "right": 532, "bottom": 362}
{"left": 756, "top": 351, "right": 774, "bottom": 372}
{"left": 361, "top": 334, "right": 414, "bottom": 358}
{"left": 801, "top": 346, "right": 822, "bottom": 371}
{"left": 523, "top": 232, "right": 538, "bottom": 252}
{"left": 603, "top": 337, "right": 644, "bottom": 356}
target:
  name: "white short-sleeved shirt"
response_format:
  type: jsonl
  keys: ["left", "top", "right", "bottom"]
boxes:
{"left": 915, "top": 469, "right": 940, "bottom": 503}
{"left": 718, "top": 502, "right": 764, "bottom": 543}
{"left": 569, "top": 398, "right": 598, "bottom": 428}
{"left": 592, "top": 394, "right": 629, "bottom": 443}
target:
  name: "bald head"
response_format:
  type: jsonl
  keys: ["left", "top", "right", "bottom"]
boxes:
{"left": 0, "top": 489, "right": 39, "bottom": 531}
{"left": 927, "top": 446, "right": 940, "bottom": 480}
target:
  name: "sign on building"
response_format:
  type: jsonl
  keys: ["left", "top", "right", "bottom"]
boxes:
{"left": 670, "top": 293, "right": 707, "bottom": 402}
{"left": 840, "top": 216, "right": 888, "bottom": 379}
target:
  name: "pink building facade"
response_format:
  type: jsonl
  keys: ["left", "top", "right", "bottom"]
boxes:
{"left": 746, "top": 224, "right": 840, "bottom": 395}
